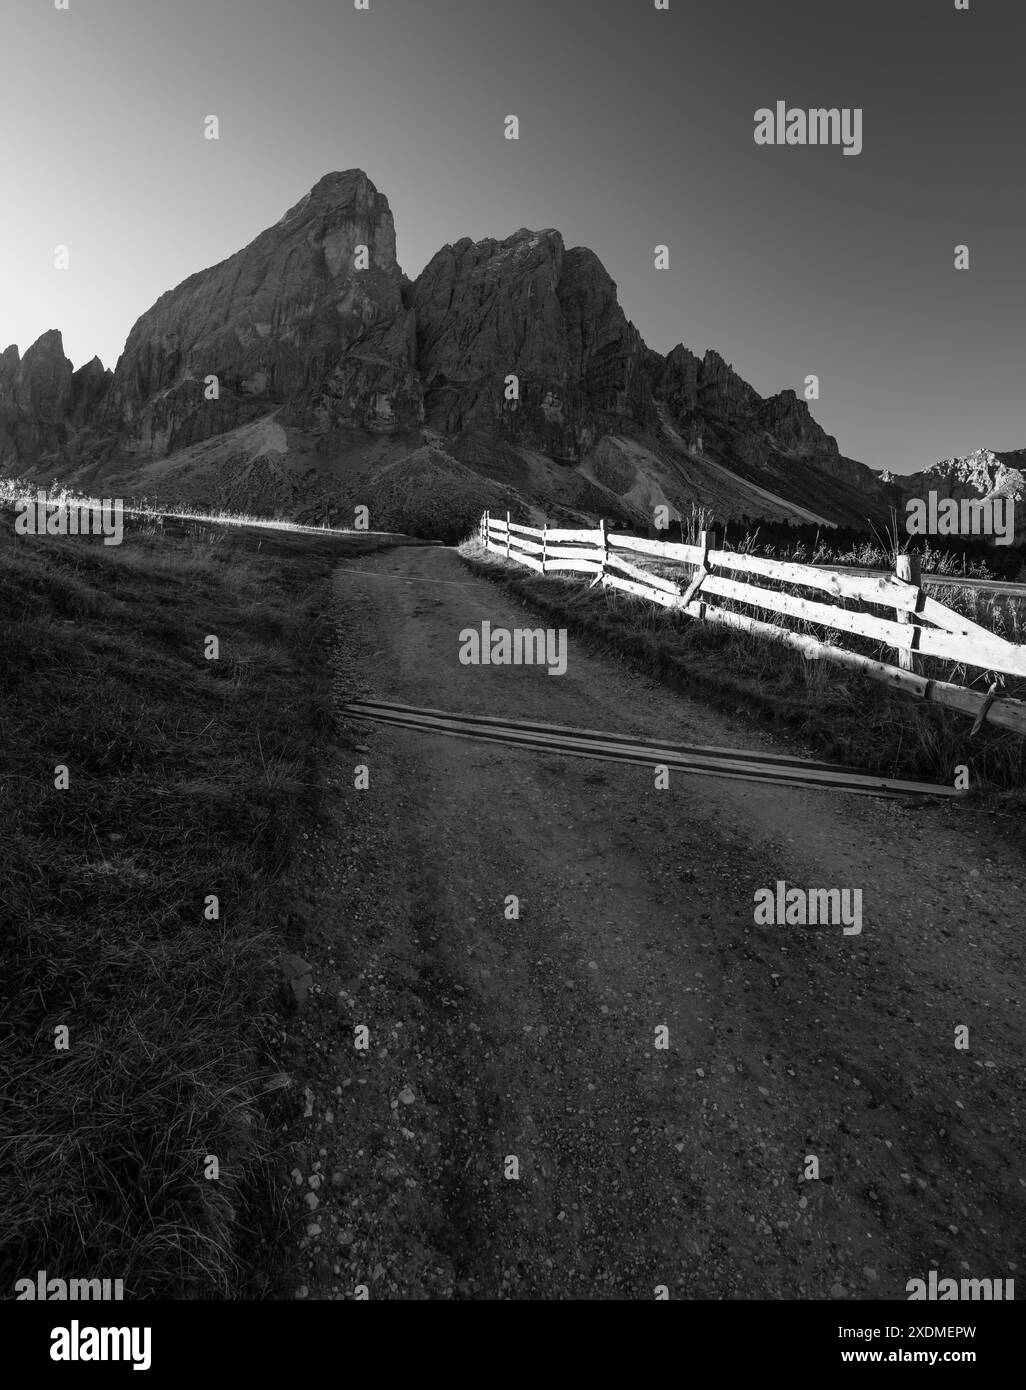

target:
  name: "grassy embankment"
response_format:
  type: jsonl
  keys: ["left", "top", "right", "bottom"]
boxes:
{"left": 458, "top": 536, "right": 1026, "bottom": 806}
{"left": 0, "top": 511, "right": 395, "bottom": 1298}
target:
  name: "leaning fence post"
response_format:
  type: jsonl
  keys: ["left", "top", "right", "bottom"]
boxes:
{"left": 694, "top": 528, "right": 717, "bottom": 621}
{"left": 895, "top": 552, "right": 922, "bottom": 672}
{"left": 506, "top": 510, "right": 512, "bottom": 560}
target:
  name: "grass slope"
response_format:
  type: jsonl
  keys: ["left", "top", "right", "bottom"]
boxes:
{"left": 0, "top": 515, "right": 394, "bottom": 1298}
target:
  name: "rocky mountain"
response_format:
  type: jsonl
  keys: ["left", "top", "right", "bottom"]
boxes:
{"left": 0, "top": 168, "right": 975, "bottom": 539}
{"left": 880, "top": 449, "right": 1026, "bottom": 541}
{"left": 0, "top": 332, "right": 113, "bottom": 476}
{"left": 100, "top": 170, "right": 423, "bottom": 452}
{"left": 411, "top": 230, "right": 656, "bottom": 457}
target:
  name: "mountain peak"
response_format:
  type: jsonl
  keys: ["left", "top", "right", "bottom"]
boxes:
{"left": 276, "top": 169, "right": 386, "bottom": 228}
{"left": 308, "top": 168, "right": 376, "bottom": 197}
{"left": 25, "top": 328, "right": 66, "bottom": 356}
{"left": 469, "top": 227, "right": 563, "bottom": 255}
{"left": 507, "top": 226, "right": 560, "bottom": 242}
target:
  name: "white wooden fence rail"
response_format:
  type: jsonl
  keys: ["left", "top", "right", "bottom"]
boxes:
{"left": 477, "top": 510, "right": 1026, "bottom": 736}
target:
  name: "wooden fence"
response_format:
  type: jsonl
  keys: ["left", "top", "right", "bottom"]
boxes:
{"left": 478, "top": 510, "right": 1026, "bottom": 736}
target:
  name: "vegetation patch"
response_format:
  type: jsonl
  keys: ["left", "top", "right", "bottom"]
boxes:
{"left": 0, "top": 513, "right": 392, "bottom": 1298}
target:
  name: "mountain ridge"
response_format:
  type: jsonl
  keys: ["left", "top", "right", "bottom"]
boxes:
{"left": 1, "top": 169, "right": 1020, "bottom": 540}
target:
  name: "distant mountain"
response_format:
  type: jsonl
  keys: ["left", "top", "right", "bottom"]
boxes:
{"left": 0, "top": 169, "right": 995, "bottom": 539}
{"left": 880, "top": 448, "right": 1026, "bottom": 543}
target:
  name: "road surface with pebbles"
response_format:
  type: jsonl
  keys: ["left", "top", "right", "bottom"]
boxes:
{"left": 278, "top": 543, "right": 1025, "bottom": 1301}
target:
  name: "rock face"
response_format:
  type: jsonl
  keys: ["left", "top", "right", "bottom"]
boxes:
{"left": 99, "top": 169, "right": 422, "bottom": 459}
{"left": 650, "top": 344, "right": 885, "bottom": 522}
{"left": 0, "top": 167, "right": 981, "bottom": 534}
{"left": 656, "top": 346, "right": 836, "bottom": 458}
{"left": 12, "top": 330, "right": 73, "bottom": 423}
{"left": 658, "top": 346, "right": 762, "bottom": 427}
{"left": 881, "top": 448, "right": 1026, "bottom": 539}
{"left": 881, "top": 448, "right": 1026, "bottom": 503}
{"left": 412, "top": 229, "right": 654, "bottom": 460}
{"left": 0, "top": 331, "right": 113, "bottom": 473}
{"left": 69, "top": 356, "right": 113, "bottom": 428}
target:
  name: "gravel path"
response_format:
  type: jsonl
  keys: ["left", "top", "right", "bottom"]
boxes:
{"left": 282, "top": 544, "right": 1025, "bottom": 1301}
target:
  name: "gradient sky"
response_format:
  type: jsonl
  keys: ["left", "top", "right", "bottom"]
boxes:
{"left": 2, "top": 0, "right": 1022, "bottom": 473}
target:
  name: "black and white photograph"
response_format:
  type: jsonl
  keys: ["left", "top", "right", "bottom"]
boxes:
{"left": 1, "top": 0, "right": 1023, "bottom": 1366}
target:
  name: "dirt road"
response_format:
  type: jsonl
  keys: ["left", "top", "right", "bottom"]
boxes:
{"left": 283, "top": 544, "right": 1025, "bottom": 1301}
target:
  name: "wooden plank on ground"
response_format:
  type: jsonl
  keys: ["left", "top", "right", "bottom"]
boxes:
{"left": 347, "top": 696, "right": 866, "bottom": 770}
{"left": 342, "top": 701, "right": 962, "bottom": 797}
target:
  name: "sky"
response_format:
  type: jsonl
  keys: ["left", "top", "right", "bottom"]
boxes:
{"left": 2, "top": 0, "right": 1023, "bottom": 474}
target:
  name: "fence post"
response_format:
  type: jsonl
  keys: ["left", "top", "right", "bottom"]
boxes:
{"left": 506, "top": 511, "right": 511, "bottom": 560}
{"left": 694, "top": 528, "right": 717, "bottom": 621}
{"left": 541, "top": 522, "right": 547, "bottom": 574}
{"left": 598, "top": 518, "right": 607, "bottom": 580}
{"left": 895, "top": 552, "right": 922, "bottom": 672}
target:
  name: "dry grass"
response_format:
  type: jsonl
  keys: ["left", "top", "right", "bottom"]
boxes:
{"left": 0, "top": 476, "right": 369, "bottom": 537}
{"left": 0, "top": 515, "right": 391, "bottom": 1298}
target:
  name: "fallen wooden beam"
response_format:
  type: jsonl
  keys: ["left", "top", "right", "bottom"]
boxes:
{"left": 341, "top": 700, "right": 963, "bottom": 798}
